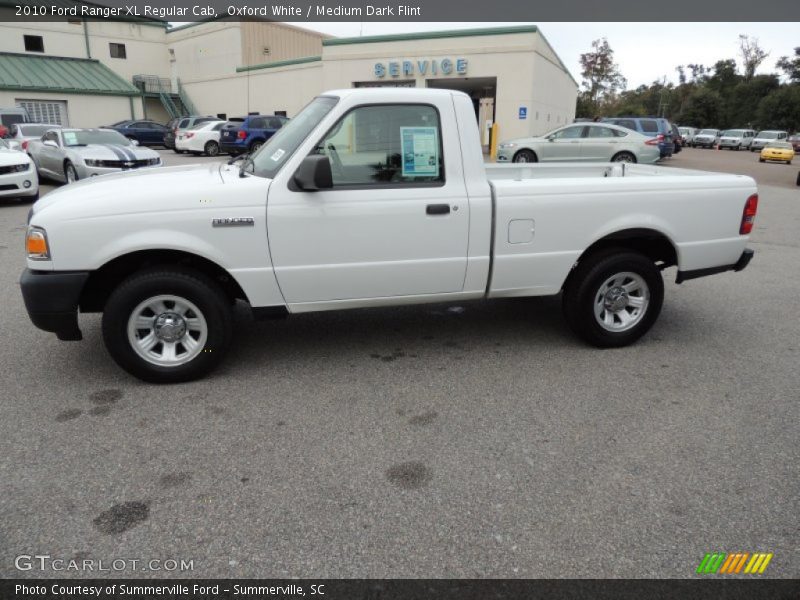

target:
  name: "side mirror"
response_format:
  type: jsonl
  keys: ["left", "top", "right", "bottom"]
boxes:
{"left": 293, "top": 155, "right": 333, "bottom": 191}
{"left": 130, "top": 139, "right": 139, "bottom": 146}
{"left": 43, "top": 140, "right": 58, "bottom": 148}
{"left": 546, "top": 136, "right": 555, "bottom": 142}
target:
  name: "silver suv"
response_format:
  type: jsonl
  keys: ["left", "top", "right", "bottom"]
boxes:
{"left": 692, "top": 129, "right": 721, "bottom": 149}
{"left": 719, "top": 129, "right": 755, "bottom": 150}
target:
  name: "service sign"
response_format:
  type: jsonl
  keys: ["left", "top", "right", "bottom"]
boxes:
{"left": 375, "top": 58, "right": 467, "bottom": 78}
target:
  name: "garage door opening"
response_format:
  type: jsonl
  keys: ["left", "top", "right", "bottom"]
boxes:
{"left": 426, "top": 77, "right": 496, "bottom": 149}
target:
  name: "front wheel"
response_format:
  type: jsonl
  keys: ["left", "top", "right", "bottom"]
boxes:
{"left": 102, "top": 267, "right": 233, "bottom": 383}
{"left": 563, "top": 250, "right": 664, "bottom": 348}
{"left": 64, "top": 161, "right": 79, "bottom": 184}
{"left": 513, "top": 149, "right": 537, "bottom": 163}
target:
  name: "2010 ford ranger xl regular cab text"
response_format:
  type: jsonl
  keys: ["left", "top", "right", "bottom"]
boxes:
{"left": 20, "top": 89, "right": 757, "bottom": 383}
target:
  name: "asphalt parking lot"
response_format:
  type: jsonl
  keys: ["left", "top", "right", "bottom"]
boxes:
{"left": 1, "top": 148, "right": 798, "bottom": 579}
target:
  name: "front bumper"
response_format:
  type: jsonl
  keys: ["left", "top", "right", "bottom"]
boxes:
{"left": 675, "top": 249, "right": 754, "bottom": 284}
{"left": 20, "top": 269, "right": 90, "bottom": 340}
{"left": 0, "top": 168, "right": 38, "bottom": 198}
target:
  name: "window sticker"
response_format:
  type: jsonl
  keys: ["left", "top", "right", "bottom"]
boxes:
{"left": 62, "top": 132, "right": 77, "bottom": 145}
{"left": 270, "top": 148, "right": 286, "bottom": 162}
{"left": 401, "top": 127, "right": 439, "bottom": 177}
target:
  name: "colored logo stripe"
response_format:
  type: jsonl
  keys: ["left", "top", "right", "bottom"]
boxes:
{"left": 697, "top": 552, "right": 773, "bottom": 574}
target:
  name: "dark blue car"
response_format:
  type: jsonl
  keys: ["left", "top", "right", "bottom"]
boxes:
{"left": 220, "top": 114, "right": 289, "bottom": 155}
{"left": 603, "top": 117, "right": 674, "bottom": 158}
{"left": 103, "top": 120, "right": 168, "bottom": 146}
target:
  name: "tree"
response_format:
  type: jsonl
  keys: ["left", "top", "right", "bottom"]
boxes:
{"left": 676, "top": 87, "right": 724, "bottom": 127}
{"left": 579, "top": 38, "right": 627, "bottom": 114}
{"left": 776, "top": 47, "right": 800, "bottom": 83}
{"left": 738, "top": 35, "right": 770, "bottom": 81}
{"left": 756, "top": 86, "right": 800, "bottom": 131}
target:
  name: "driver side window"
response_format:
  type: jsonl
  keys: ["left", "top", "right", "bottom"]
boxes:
{"left": 551, "top": 126, "right": 585, "bottom": 140}
{"left": 313, "top": 104, "right": 444, "bottom": 188}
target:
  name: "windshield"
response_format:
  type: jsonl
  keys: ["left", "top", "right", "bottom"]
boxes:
{"left": 699, "top": 129, "right": 717, "bottom": 135}
{"left": 722, "top": 130, "right": 744, "bottom": 136}
{"left": 249, "top": 96, "right": 338, "bottom": 179}
{"left": 757, "top": 131, "right": 779, "bottom": 139}
{"left": 19, "top": 124, "right": 56, "bottom": 137}
{"left": 62, "top": 130, "right": 132, "bottom": 147}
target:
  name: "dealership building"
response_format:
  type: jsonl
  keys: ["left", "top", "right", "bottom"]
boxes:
{"left": 0, "top": 8, "right": 577, "bottom": 145}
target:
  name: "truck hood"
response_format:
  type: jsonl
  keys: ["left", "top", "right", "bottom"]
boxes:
{"left": 31, "top": 163, "right": 268, "bottom": 223}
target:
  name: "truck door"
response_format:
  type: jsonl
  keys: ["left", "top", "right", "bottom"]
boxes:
{"left": 266, "top": 102, "right": 470, "bottom": 304}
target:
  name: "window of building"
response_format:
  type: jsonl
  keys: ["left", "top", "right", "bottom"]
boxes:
{"left": 23, "top": 35, "right": 44, "bottom": 53}
{"left": 17, "top": 100, "right": 68, "bottom": 125}
{"left": 314, "top": 104, "right": 444, "bottom": 188}
{"left": 109, "top": 43, "right": 127, "bottom": 59}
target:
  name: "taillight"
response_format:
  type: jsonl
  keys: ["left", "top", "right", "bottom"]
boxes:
{"left": 740, "top": 194, "right": 758, "bottom": 235}
{"left": 186, "top": 133, "right": 194, "bottom": 139}
{"left": 645, "top": 138, "right": 659, "bottom": 146}
{"left": 657, "top": 134, "right": 664, "bottom": 142}
{"left": 22, "top": 140, "right": 28, "bottom": 150}
{"left": 237, "top": 131, "right": 247, "bottom": 139}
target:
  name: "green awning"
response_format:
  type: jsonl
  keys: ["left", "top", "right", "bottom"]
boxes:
{"left": 0, "top": 52, "right": 141, "bottom": 96}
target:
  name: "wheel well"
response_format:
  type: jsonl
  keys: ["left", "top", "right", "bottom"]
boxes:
{"left": 79, "top": 250, "right": 249, "bottom": 313}
{"left": 513, "top": 148, "right": 537, "bottom": 161}
{"left": 564, "top": 228, "right": 677, "bottom": 289}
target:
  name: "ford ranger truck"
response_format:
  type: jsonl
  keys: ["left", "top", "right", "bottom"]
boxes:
{"left": 21, "top": 88, "right": 757, "bottom": 383}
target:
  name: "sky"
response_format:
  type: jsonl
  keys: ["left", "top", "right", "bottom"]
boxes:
{"left": 295, "top": 22, "right": 799, "bottom": 89}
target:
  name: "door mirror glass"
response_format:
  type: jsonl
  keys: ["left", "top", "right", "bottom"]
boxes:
{"left": 294, "top": 155, "right": 333, "bottom": 191}
{"left": 43, "top": 140, "right": 58, "bottom": 148}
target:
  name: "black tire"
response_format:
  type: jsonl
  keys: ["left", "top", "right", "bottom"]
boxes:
{"left": 611, "top": 152, "right": 637, "bottom": 164}
{"left": 512, "top": 149, "right": 537, "bottom": 163}
{"left": 205, "top": 140, "right": 220, "bottom": 157}
{"left": 174, "top": 149, "right": 185, "bottom": 154}
{"left": 759, "top": 157, "right": 765, "bottom": 163}
{"left": 249, "top": 140, "right": 264, "bottom": 153}
{"left": 796, "top": 171, "right": 800, "bottom": 186}
{"left": 64, "top": 161, "right": 79, "bottom": 184}
{"left": 102, "top": 267, "right": 233, "bottom": 383}
{"left": 562, "top": 249, "right": 664, "bottom": 348}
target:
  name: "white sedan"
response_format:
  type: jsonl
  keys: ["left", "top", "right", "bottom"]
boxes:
{"left": 175, "top": 121, "right": 225, "bottom": 156}
{"left": 0, "top": 138, "right": 38, "bottom": 201}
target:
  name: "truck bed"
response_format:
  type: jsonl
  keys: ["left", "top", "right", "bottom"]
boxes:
{"left": 485, "top": 162, "right": 739, "bottom": 181}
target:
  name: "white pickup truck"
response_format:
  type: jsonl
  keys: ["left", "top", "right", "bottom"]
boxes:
{"left": 21, "top": 88, "right": 757, "bottom": 383}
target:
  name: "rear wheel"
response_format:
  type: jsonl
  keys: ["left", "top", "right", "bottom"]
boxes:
{"left": 205, "top": 140, "right": 220, "bottom": 157}
{"left": 563, "top": 249, "right": 664, "bottom": 348}
{"left": 611, "top": 151, "right": 637, "bottom": 163}
{"left": 759, "top": 157, "right": 765, "bottom": 163}
{"left": 249, "top": 140, "right": 264, "bottom": 153}
{"left": 513, "top": 149, "right": 537, "bottom": 163}
{"left": 102, "top": 267, "right": 233, "bottom": 383}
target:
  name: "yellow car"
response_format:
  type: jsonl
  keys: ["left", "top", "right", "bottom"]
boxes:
{"left": 759, "top": 141, "right": 794, "bottom": 164}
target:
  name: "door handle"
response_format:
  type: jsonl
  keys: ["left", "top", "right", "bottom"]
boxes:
{"left": 426, "top": 203, "right": 451, "bottom": 215}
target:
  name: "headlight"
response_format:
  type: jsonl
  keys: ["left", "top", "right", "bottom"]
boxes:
{"left": 148, "top": 158, "right": 161, "bottom": 166}
{"left": 1, "top": 163, "right": 30, "bottom": 173}
{"left": 26, "top": 226, "right": 50, "bottom": 260}
{"left": 85, "top": 159, "right": 103, "bottom": 167}
{"left": 499, "top": 143, "right": 517, "bottom": 149}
